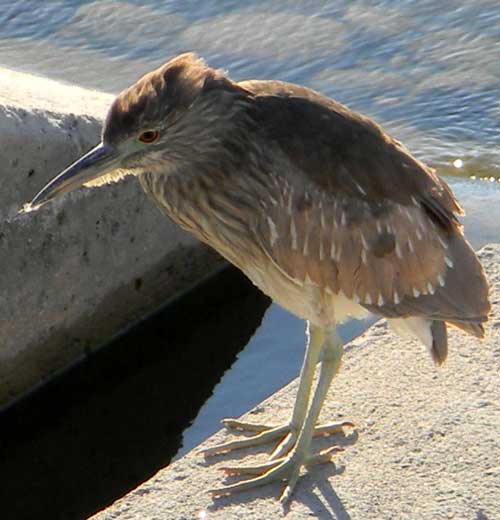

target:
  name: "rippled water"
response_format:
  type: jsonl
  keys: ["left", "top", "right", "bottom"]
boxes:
{"left": 1, "top": 1, "right": 500, "bottom": 172}
{"left": 2, "top": 0, "right": 500, "bottom": 455}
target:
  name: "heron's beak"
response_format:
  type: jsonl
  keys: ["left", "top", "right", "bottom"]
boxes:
{"left": 29, "top": 142, "right": 120, "bottom": 209}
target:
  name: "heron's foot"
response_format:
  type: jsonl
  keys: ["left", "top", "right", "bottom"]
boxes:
{"left": 210, "top": 442, "right": 344, "bottom": 503}
{"left": 203, "top": 418, "right": 354, "bottom": 460}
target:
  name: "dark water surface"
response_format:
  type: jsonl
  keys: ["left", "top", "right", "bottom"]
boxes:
{"left": 1, "top": 1, "right": 499, "bottom": 518}
{"left": 0, "top": 267, "right": 271, "bottom": 519}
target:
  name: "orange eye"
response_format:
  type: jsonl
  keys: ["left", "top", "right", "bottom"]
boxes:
{"left": 138, "top": 130, "right": 159, "bottom": 143}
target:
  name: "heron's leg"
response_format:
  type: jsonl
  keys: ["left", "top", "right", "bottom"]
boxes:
{"left": 268, "top": 324, "right": 350, "bottom": 460}
{"left": 211, "top": 326, "right": 347, "bottom": 503}
{"left": 203, "top": 323, "right": 351, "bottom": 457}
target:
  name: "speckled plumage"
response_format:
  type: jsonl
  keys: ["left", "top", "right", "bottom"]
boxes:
{"left": 30, "top": 52, "right": 491, "bottom": 501}
{"left": 104, "top": 53, "right": 490, "bottom": 365}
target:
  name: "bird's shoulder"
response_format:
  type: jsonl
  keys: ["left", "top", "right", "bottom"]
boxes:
{"left": 238, "top": 79, "right": 462, "bottom": 231}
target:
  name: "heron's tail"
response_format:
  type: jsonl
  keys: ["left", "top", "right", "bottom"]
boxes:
{"left": 430, "top": 320, "right": 447, "bottom": 365}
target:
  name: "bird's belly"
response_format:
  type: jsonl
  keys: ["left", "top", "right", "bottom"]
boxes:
{"left": 166, "top": 214, "right": 368, "bottom": 326}
{"left": 242, "top": 261, "right": 369, "bottom": 327}
{"left": 154, "top": 189, "right": 369, "bottom": 326}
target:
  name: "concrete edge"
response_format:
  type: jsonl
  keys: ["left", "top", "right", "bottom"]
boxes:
{"left": 0, "top": 67, "right": 225, "bottom": 405}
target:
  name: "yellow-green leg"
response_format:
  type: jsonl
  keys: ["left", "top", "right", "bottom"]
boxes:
{"left": 203, "top": 323, "right": 350, "bottom": 457}
{"left": 208, "top": 323, "right": 349, "bottom": 503}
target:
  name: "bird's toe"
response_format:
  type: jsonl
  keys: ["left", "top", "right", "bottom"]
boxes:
{"left": 211, "top": 442, "right": 342, "bottom": 502}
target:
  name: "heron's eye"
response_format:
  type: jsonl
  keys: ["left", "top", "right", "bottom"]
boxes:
{"left": 138, "top": 130, "right": 159, "bottom": 144}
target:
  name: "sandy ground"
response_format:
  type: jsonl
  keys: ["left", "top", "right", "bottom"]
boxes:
{"left": 92, "top": 244, "right": 500, "bottom": 520}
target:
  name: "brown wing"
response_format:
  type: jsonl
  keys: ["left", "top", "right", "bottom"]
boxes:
{"left": 245, "top": 81, "right": 490, "bottom": 324}
{"left": 241, "top": 79, "right": 463, "bottom": 220}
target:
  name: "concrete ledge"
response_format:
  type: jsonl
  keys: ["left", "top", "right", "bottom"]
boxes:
{"left": 0, "top": 68, "right": 223, "bottom": 406}
{"left": 92, "top": 244, "right": 500, "bottom": 519}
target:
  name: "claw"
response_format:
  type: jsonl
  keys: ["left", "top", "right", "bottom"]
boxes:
{"left": 279, "top": 476, "right": 298, "bottom": 504}
{"left": 313, "top": 420, "right": 355, "bottom": 436}
{"left": 306, "top": 446, "right": 344, "bottom": 466}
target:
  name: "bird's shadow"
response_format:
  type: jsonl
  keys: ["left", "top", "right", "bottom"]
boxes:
{"left": 207, "top": 463, "right": 352, "bottom": 519}
{"left": 296, "top": 469, "right": 352, "bottom": 520}
{"left": 204, "top": 429, "right": 358, "bottom": 518}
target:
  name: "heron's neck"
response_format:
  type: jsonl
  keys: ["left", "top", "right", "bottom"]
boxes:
{"left": 139, "top": 129, "right": 274, "bottom": 267}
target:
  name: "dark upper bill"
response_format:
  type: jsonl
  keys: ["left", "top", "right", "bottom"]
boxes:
{"left": 28, "top": 143, "right": 119, "bottom": 210}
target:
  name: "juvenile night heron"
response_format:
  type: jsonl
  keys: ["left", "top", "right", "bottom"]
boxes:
{"left": 29, "top": 53, "right": 490, "bottom": 502}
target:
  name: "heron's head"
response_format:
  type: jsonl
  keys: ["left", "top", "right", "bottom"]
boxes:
{"left": 29, "top": 53, "right": 250, "bottom": 209}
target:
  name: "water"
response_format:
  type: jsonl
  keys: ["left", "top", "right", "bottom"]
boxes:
{"left": 1, "top": 1, "right": 500, "bottom": 516}
{"left": 1, "top": 1, "right": 499, "bottom": 172}
{"left": 0, "top": 266, "right": 271, "bottom": 519}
